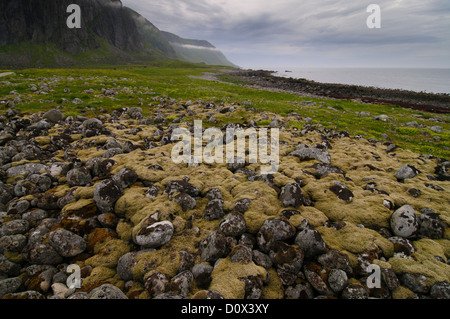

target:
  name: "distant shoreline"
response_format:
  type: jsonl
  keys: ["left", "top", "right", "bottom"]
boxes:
{"left": 226, "top": 68, "right": 450, "bottom": 114}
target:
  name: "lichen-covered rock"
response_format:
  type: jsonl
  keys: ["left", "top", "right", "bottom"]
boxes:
{"left": 89, "top": 284, "right": 128, "bottom": 299}
{"left": 341, "top": 284, "right": 369, "bottom": 299}
{"left": 43, "top": 108, "right": 64, "bottom": 123}
{"left": 329, "top": 181, "right": 354, "bottom": 203}
{"left": 417, "top": 211, "right": 446, "bottom": 239}
{"left": 256, "top": 217, "right": 296, "bottom": 253}
{"left": 328, "top": 268, "right": 348, "bottom": 293}
{"left": 289, "top": 146, "right": 331, "bottom": 164}
{"left": 200, "top": 231, "right": 230, "bottom": 263}
{"left": 48, "top": 229, "right": 86, "bottom": 257}
{"left": 279, "top": 182, "right": 304, "bottom": 208}
{"left": 145, "top": 272, "right": 169, "bottom": 298}
{"left": 192, "top": 264, "right": 214, "bottom": 289}
{"left": 317, "top": 249, "right": 353, "bottom": 275}
{"left": 134, "top": 221, "right": 174, "bottom": 248}
{"left": 172, "top": 192, "right": 196, "bottom": 212}
{"left": 218, "top": 212, "right": 247, "bottom": 237}
{"left": 430, "top": 281, "right": 450, "bottom": 299}
{"left": 93, "top": 179, "right": 123, "bottom": 213}
{"left": 390, "top": 205, "right": 419, "bottom": 238}
{"left": 66, "top": 167, "right": 92, "bottom": 187}
{"left": 0, "top": 277, "right": 22, "bottom": 298}
{"left": 295, "top": 222, "right": 327, "bottom": 258}
{"left": 394, "top": 164, "right": 420, "bottom": 181}
{"left": 112, "top": 167, "right": 138, "bottom": 190}
{"left": 204, "top": 199, "right": 224, "bottom": 221}
{"left": 82, "top": 118, "right": 103, "bottom": 137}
{"left": 400, "top": 273, "right": 430, "bottom": 294}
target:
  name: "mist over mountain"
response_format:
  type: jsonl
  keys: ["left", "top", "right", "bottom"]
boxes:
{"left": 0, "top": 0, "right": 236, "bottom": 68}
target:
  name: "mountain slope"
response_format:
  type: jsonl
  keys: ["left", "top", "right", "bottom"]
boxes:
{"left": 0, "top": 0, "right": 235, "bottom": 68}
{"left": 161, "top": 31, "right": 237, "bottom": 67}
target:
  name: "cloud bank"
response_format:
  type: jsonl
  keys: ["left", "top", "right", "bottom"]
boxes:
{"left": 122, "top": 0, "right": 450, "bottom": 68}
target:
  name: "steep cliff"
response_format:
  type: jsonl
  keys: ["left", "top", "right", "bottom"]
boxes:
{"left": 0, "top": 0, "right": 235, "bottom": 68}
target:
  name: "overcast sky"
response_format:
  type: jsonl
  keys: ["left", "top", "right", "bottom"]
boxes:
{"left": 121, "top": 0, "right": 450, "bottom": 69}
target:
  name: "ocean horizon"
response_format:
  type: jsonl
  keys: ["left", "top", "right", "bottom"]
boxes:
{"left": 269, "top": 67, "right": 450, "bottom": 95}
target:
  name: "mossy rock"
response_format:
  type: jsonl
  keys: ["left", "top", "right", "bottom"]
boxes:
{"left": 318, "top": 222, "right": 394, "bottom": 258}
{"left": 209, "top": 257, "right": 267, "bottom": 299}
{"left": 84, "top": 238, "right": 130, "bottom": 268}
{"left": 131, "top": 249, "right": 181, "bottom": 282}
{"left": 388, "top": 238, "right": 450, "bottom": 286}
{"left": 81, "top": 266, "right": 123, "bottom": 292}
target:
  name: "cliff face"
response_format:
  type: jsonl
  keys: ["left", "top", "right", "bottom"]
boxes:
{"left": 0, "top": 0, "right": 236, "bottom": 68}
{"left": 0, "top": 0, "right": 142, "bottom": 55}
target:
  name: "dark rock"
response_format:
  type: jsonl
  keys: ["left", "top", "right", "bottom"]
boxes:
{"left": 0, "top": 219, "right": 30, "bottom": 236}
{"left": 205, "top": 188, "right": 222, "bottom": 200}
{"left": 381, "top": 268, "right": 400, "bottom": 291}
{"left": 341, "top": 284, "right": 369, "bottom": 299}
{"left": 93, "top": 179, "right": 123, "bottom": 213}
{"left": 126, "top": 107, "right": 143, "bottom": 120}
{"left": 279, "top": 182, "right": 303, "bottom": 208}
{"left": 256, "top": 217, "right": 296, "bottom": 253}
{"left": 90, "top": 284, "right": 128, "bottom": 299}
{"left": 290, "top": 146, "right": 331, "bottom": 164}
{"left": 178, "top": 251, "right": 195, "bottom": 273}
{"left": 434, "top": 161, "right": 450, "bottom": 181}
{"left": 303, "top": 262, "right": 333, "bottom": 296}
{"left": 172, "top": 192, "right": 196, "bottom": 212}
{"left": 134, "top": 221, "right": 174, "bottom": 248}
{"left": 192, "top": 290, "right": 224, "bottom": 299}
{"left": 233, "top": 198, "right": 253, "bottom": 213}
{"left": 66, "top": 167, "right": 92, "bottom": 187}
{"left": 329, "top": 181, "right": 354, "bottom": 203}
{"left": 82, "top": 118, "right": 103, "bottom": 138}
{"left": 430, "top": 282, "right": 450, "bottom": 299}
{"left": 389, "top": 236, "right": 415, "bottom": 256}
{"left": 6, "top": 163, "right": 46, "bottom": 179}
{"left": 240, "top": 275, "right": 264, "bottom": 299}
{"left": 390, "top": 205, "right": 419, "bottom": 238}
{"left": 103, "top": 148, "right": 123, "bottom": 158}
{"left": 117, "top": 252, "right": 138, "bottom": 281}
{"left": 252, "top": 250, "right": 273, "bottom": 269}
{"left": 0, "top": 255, "right": 21, "bottom": 276}
{"left": 400, "top": 273, "right": 429, "bottom": 294}
{"left": 112, "top": 167, "right": 138, "bottom": 190}
{"left": 317, "top": 249, "right": 353, "bottom": 275}
{"left": 43, "top": 109, "right": 64, "bottom": 123}
{"left": 0, "top": 234, "right": 27, "bottom": 254}
{"left": 145, "top": 272, "right": 168, "bottom": 298}
{"left": 408, "top": 188, "right": 421, "bottom": 198}
{"left": 295, "top": 222, "right": 327, "bottom": 258}
{"left": 168, "top": 271, "right": 193, "bottom": 296}
{"left": 285, "top": 283, "right": 315, "bottom": 299}
{"left": 312, "top": 163, "right": 345, "bottom": 179}
{"left": 192, "top": 264, "right": 213, "bottom": 289}
{"left": 418, "top": 212, "right": 446, "bottom": 239}
{"left": 0, "top": 277, "right": 23, "bottom": 298}
{"left": 328, "top": 268, "right": 348, "bottom": 293}
{"left": 230, "top": 244, "right": 253, "bottom": 264}
{"left": 48, "top": 229, "right": 87, "bottom": 257}
{"left": 218, "top": 212, "right": 247, "bottom": 237}
{"left": 204, "top": 199, "right": 224, "bottom": 221}
{"left": 22, "top": 242, "right": 63, "bottom": 265}
{"left": 165, "top": 180, "right": 201, "bottom": 198}
{"left": 394, "top": 164, "right": 420, "bottom": 181}
{"left": 200, "top": 231, "right": 230, "bottom": 263}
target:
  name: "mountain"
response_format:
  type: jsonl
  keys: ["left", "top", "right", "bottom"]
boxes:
{"left": 0, "top": 0, "right": 235, "bottom": 68}
{"left": 161, "top": 31, "right": 237, "bottom": 67}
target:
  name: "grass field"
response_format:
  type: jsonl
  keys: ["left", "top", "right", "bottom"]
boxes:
{"left": 1, "top": 62, "right": 449, "bottom": 158}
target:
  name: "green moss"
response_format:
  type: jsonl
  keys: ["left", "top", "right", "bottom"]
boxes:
{"left": 84, "top": 239, "right": 130, "bottom": 268}
{"left": 318, "top": 222, "right": 394, "bottom": 258}
{"left": 209, "top": 257, "right": 267, "bottom": 299}
{"left": 388, "top": 238, "right": 450, "bottom": 286}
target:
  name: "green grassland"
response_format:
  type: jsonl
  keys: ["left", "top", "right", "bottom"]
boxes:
{"left": 1, "top": 63, "right": 449, "bottom": 158}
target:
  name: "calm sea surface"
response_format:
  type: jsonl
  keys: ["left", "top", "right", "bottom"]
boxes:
{"left": 272, "top": 67, "right": 450, "bottom": 94}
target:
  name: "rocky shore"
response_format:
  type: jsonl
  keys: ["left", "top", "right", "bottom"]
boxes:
{"left": 0, "top": 89, "right": 449, "bottom": 299}
{"left": 228, "top": 69, "right": 450, "bottom": 114}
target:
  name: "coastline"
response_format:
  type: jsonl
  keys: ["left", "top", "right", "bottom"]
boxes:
{"left": 224, "top": 69, "right": 450, "bottom": 114}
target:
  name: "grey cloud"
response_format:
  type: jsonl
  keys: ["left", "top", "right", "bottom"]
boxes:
{"left": 121, "top": 0, "right": 450, "bottom": 68}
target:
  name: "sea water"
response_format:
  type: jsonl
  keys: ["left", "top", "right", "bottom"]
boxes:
{"left": 272, "top": 67, "right": 450, "bottom": 94}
